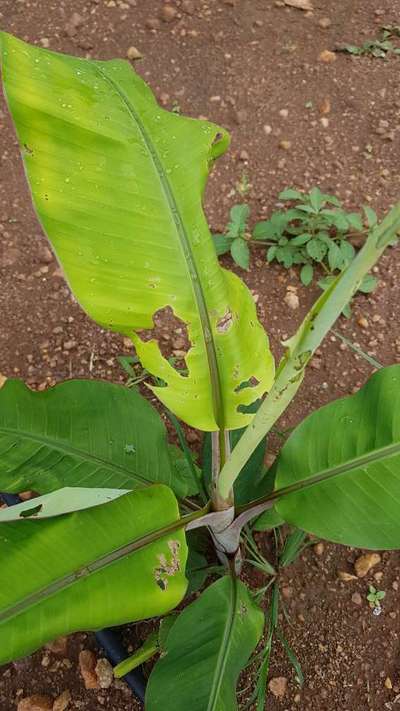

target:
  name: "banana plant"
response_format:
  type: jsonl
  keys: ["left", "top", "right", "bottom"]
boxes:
{"left": 1, "top": 32, "right": 400, "bottom": 709}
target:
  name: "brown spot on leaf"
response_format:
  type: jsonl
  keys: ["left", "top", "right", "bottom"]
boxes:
{"left": 216, "top": 310, "right": 233, "bottom": 333}
{"left": 154, "top": 540, "right": 181, "bottom": 591}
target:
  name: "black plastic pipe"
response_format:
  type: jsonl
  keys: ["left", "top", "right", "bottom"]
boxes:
{"left": 95, "top": 629, "right": 146, "bottom": 703}
{"left": 1, "top": 492, "right": 21, "bottom": 507}
{"left": 0, "top": 492, "right": 146, "bottom": 706}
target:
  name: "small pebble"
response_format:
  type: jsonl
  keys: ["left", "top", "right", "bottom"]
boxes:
{"left": 126, "top": 46, "right": 142, "bottom": 60}
{"left": 319, "top": 49, "right": 336, "bottom": 63}
{"left": 269, "top": 677, "right": 287, "bottom": 699}
{"left": 161, "top": 5, "right": 178, "bottom": 22}
{"left": 182, "top": 0, "right": 195, "bottom": 13}
{"left": 318, "top": 17, "right": 332, "bottom": 28}
{"left": 338, "top": 570, "right": 357, "bottom": 582}
{"left": 46, "top": 636, "right": 68, "bottom": 655}
{"left": 53, "top": 691, "right": 71, "bottom": 711}
{"left": 146, "top": 18, "right": 161, "bottom": 30}
{"left": 95, "top": 658, "right": 114, "bottom": 689}
{"left": 38, "top": 245, "right": 53, "bottom": 264}
{"left": 79, "top": 650, "right": 99, "bottom": 690}
{"left": 354, "top": 552, "right": 381, "bottom": 578}
{"left": 319, "top": 97, "right": 331, "bottom": 114}
{"left": 284, "top": 291, "right": 299, "bottom": 309}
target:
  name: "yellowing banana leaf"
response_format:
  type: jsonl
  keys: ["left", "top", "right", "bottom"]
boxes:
{"left": 0, "top": 33, "right": 274, "bottom": 431}
{"left": 0, "top": 485, "right": 188, "bottom": 664}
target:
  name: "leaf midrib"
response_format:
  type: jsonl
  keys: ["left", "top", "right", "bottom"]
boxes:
{"left": 274, "top": 439, "right": 400, "bottom": 502}
{"left": 207, "top": 576, "right": 238, "bottom": 711}
{"left": 0, "top": 426, "right": 151, "bottom": 487}
{"left": 0, "top": 510, "right": 196, "bottom": 624}
{"left": 94, "top": 65, "right": 224, "bottom": 428}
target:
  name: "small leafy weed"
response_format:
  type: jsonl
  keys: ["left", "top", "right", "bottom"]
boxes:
{"left": 213, "top": 187, "right": 392, "bottom": 315}
{"left": 366, "top": 585, "right": 385, "bottom": 615}
{"left": 240, "top": 527, "right": 308, "bottom": 706}
{"left": 337, "top": 25, "right": 400, "bottom": 59}
{"left": 213, "top": 203, "right": 251, "bottom": 270}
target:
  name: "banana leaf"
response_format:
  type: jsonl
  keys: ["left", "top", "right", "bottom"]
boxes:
{"left": 0, "top": 485, "right": 188, "bottom": 664}
{"left": 0, "top": 33, "right": 275, "bottom": 431}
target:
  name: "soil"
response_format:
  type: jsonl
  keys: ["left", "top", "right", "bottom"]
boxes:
{"left": 0, "top": 0, "right": 400, "bottom": 709}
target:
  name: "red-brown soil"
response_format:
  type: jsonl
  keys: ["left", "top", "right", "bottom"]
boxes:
{"left": 1, "top": 0, "right": 400, "bottom": 709}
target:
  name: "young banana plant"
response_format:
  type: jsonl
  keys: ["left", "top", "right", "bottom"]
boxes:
{"left": 1, "top": 32, "right": 400, "bottom": 710}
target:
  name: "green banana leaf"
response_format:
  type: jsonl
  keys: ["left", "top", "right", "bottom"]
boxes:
{"left": 0, "top": 32, "right": 274, "bottom": 432}
{"left": 274, "top": 365, "right": 400, "bottom": 548}
{"left": 145, "top": 575, "right": 264, "bottom": 710}
{"left": 253, "top": 506, "right": 285, "bottom": 531}
{"left": 0, "top": 485, "right": 188, "bottom": 664}
{"left": 0, "top": 378, "right": 195, "bottom": 498}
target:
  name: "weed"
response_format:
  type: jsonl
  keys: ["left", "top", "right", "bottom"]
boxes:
{"left": 366, "top": 585, "right": 385, "bottom": 615}
{"left": 214, "top": 187, "right": 393, "bottom": 315}
{"left": 337, "top": 25, "right": 400, "bottom": 59}
{"left": 241, "top": 527, "right": 307, "bottom": 706}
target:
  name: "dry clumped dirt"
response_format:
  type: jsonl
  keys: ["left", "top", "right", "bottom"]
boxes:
{"left": 0, "top": 0, "right": 400, "bottom": 709}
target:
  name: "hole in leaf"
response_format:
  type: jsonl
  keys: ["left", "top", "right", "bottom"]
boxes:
{"left": 156, "top": 579, "right": 168, "bottom": 591}
{"left": 212, "top": 132, "right": 224, "bottom": 145}
{"left": 137, "top": 306, "right": 191, "bottom": 376}
{"left": 19, "top": 504, "right": 43, "bottom": 518}
{"left": 235, "top": 376, "right": 260, "bottom": 393}
{"left": 237, "top": 397, "right": 263, "bottom": 415}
